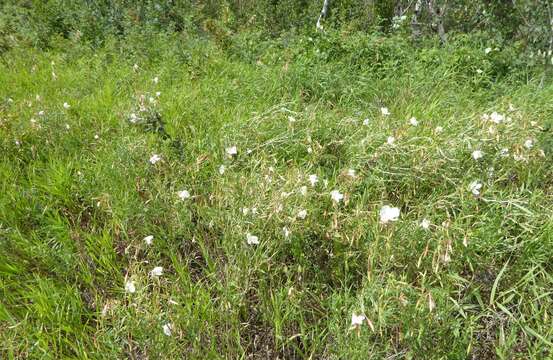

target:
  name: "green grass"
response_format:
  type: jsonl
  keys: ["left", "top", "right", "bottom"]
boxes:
{"left": 1, "top": 32, "right": 553, "bottom": 359}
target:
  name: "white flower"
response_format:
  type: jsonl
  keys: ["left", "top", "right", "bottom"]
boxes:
{"left": 149, "top": 97, "right": 155, "bottom": 104}
{"left": 283, "top": 227, "right": 290, "bottom": 238}
{"left": 15, "top": 140, "right": 20, "bottom": 146}
{"left": 155, "top": 91, "right": 161, "bottom": 97}
{"left": 149, "top": 154, "right": 161, "bottom": 164}
{"left": 469, "top": 181, "right": 482, "bottom": 196}
{"left": 297, "top": 210, "right": 307, "bottom": 219}
{"left": 500, "top": 148, "right": 509, "bottom": 157}
{"left": 218, "top": 165, "right": 226, "bottom": 175}
{"left": 434, "top": 126, "right": 444, "bottom": 134}
{"left": 308, "top": 174, "right": 318, "bottom": 187}
{"left": 125, "top": 280, "right": 136, "bottom": 293}
{"left": 420, "top": 219, "right": 431, "bottom": 230}
{"left": 288, "top": 116, "right": 296, "bottom": 123}
{"left": 63, "top": 102, "right": 70, "bottom": 109}
{"left": 226, "top": 146, "right": 237, "bottom": 156}
{"left": 524, "top": 139, "right": 533, "bottom": 149}
{"left": 242, "top": 207, "right": 250, "bottom": 215}
{"left": 65, "top": 124, "right": 70, "bottom": 130}
{"left": 153, "top": 76, "right": 159, "bottom": 84}
{"left": 129, "top": 113, "right": 138, "bottom": 123}
{"left": 380, "top": 205, "right": 400, "bottom": 224}
{"left": 330, "top": 190, "right": 344, "bottom": 203}
{"left": 409, "top": 117, "right": 418, "bottom": 126}
{"left": 299, "top": 186, "right": 308, "bottom": 196}
{"left": 363, "top": 118, "right": 370, "bottom": 126}
{"left": 94, "top": 134, "right": 99, "bottom": 140}
{"left": 508, "top": 103, "right": 516, "bottom": 112}
{"left": 472, "top": 150, "right": 484, "bottom": 160}
{"left": 307, "top": 147, "right": 313, "bottom": 154}
{"left": 246, "top": 233, "right": 259, "bottom": 245}
{"left": 490, "top": 112, "right": 504, "bottom": 124}
{"left": 347, "top": 169, "right": 356, "bottom": 178}
{"left": 133, "top": 64, "right": 139, "bottom": 71}
{"left": 476, "top": 69, "right": 483, "bottom": 74}
{"left": 351, "top": 313, "right": 366, "bottom": 327}
{"left": 162, "top": 323, "right": 172, "bottom": 336}
{"left": 386, "top": 136, "right": 395, "bottom": 145}
{"left": 150, "top": 266, "right": 163, "bottom": 277}
{"left": 144, "top": 235, "right": 154, "bottom": 245}
{"left": 177, "top": 190, "right": 191, "bottom": 200}
{"left": 381, "top": 107, "right": 390, "bottom": 116}
{"left": 485, "top": 47, "right": 492, "bottom": 54}
{"left": 38, "top": 110, "right": 45, "bottom": 116}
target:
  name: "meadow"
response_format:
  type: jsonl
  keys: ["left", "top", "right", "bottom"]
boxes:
{"left": 1, "top": 28, "right": 553, "bottom": 359}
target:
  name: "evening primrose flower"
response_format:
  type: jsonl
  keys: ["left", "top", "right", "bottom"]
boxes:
{"left": 386, "top": 136, "right": 395, "bottom": 145}
{"left": 380, "top": 205, "right": 400, "bottom": 224}
{"left": 150, "top": 266, "right": 163, "bottom": 277}
{"left": 162, "top": 323, "right": 172, "bottom": 336}
{"left": 330, "top": 190, "right": 344, "bottom": 203}
{"left": 524, "top": 139, "right": 533, "bottom": 149}
{"left": 381, "top": 107, "right": 390, "bottom": 116}
{"left": 63, "top": 102, "right": 70, "bottom": 109}
{"left": 469, "top": 181, "right": 482, "bottom": 196}
{"left": 153, "top": 76, "right": 159, "bottom": 84}
{"left": 144, "top": 235, "right": 154, "bottom": 245}
{"left": 350, "top": 313, "right": 366, "bottom": 328}
{"left": 308, "top": 174, "right": 318, "bottom": 187}
{"left": 177, "top": 190, "right": 191, "bottom": 200}
{"left": 409, "top": 117, "right": 418, "bottom": 126}
{"left": 297, "top": 210, "right": 307, "bottom": 219}
{"left": 226, "top": 146, "right": 237, "bottom": 156}
{"left": 472, "top": 150, "right": 484, "bottom": 160}
{"left": 420, "top": 219, "right": 431, "bottom": 230}
{"left": 149, "top": 154, "right": 161, "bottom": 164}
{"left": 490, "top": 112, "right": 504, "bottom": 124}
{"left": 363, "top": 118, "right": 370, "bottom": 126}
{"left": 246, "top": 233, "right": 259, "bottom": 245}
{"left": 125, "top": 280, "right": 136, "bottom": 293}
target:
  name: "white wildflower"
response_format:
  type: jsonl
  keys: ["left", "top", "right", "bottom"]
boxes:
{"left": 469, "top": 181, "right": 482, "bottom": 196}
{"left": 409, "top": 117, "right": 418, "bottom": 126}
{"left": 63, "top": 102, "right": 70, "bottom": 109}
{"left": 246, "top": 233, "right": 259, "bottom": 245}
{"left": 380, "top": 205, "right": 400, "bottom": 224}
{"left": 524, "top": 139, "right": 533, "bottom": 149}
{"left": 162, "top": 323, "right": 172, "bottom": 336}
{"left": 434, "top": 126, "right": 444, "bottom": 134}
{"left": 363, "top": 118, "right": 370, "bottom": 126}
{"left": 144, "top": 235, "right": 154, "bottom": 245}
{"left": 490, "top": 112, "right": 504, "bottom": 124}
{"left": 351, "top": 313, "right": 366, "bottom": 328}
{"left": 386, "top": 136, "right": 395, "bottom": 145}
{"left": 218, "top": 164, "right": 226, "bottom": 175}
{"left": 500, "top": 148, "right": 509, "bottom": 157}
{"left": 297, "top": 210, "right": 307, "bottom": 219}
{"left": 150, "top": 266, "right": 163, "bottom": 277}
{"left": 177, "top": 190, "right": 191, "bottom": 200}
{"left": 299, "top": 186, "right": 308, "bottom": 196}
{"left": 420, "top": 219, "right": 431, "bottom": 230}
{"left": 330, "top": 190, "right": 344, "bottom": 203}
{"left": 226, "top": 146, "right": 238, "bottom": 156}
{"left": 308, "top": 174, "right": 318, "bottom": 187}
{"left": 472, "top": 150, "right": 484, "bottom": 160}
{"left": 347, "top": 169, "right": 356, "bottom": 178}
{"left": 149, "top": 154, "right": 161, "bottom": 164}
{"left": 125, "top": 280, "right": 136, "bottom": 293}
{"left": 485, "top": 47, "right": 492, "bottom": 54}
{"left": 381, "top": 107, "right": 390, "bottom": 116}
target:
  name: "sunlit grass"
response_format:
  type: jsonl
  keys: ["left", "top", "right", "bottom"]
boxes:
{"left": 1, "top": 33, "right": 552, "bottom": 359}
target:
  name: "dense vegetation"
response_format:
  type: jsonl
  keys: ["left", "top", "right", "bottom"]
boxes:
{"left": 1, "top": 1, "right": 553, "bottom": 359}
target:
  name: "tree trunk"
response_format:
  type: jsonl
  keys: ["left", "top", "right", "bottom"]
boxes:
{"left": 428, "top": 0, "right": 447, "bottom": 43}
{"left": 316, "top": 0, "right": 331, "bottom": 31}
{"left": 411, "top": 0, "right": 423, "bottom": 40}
